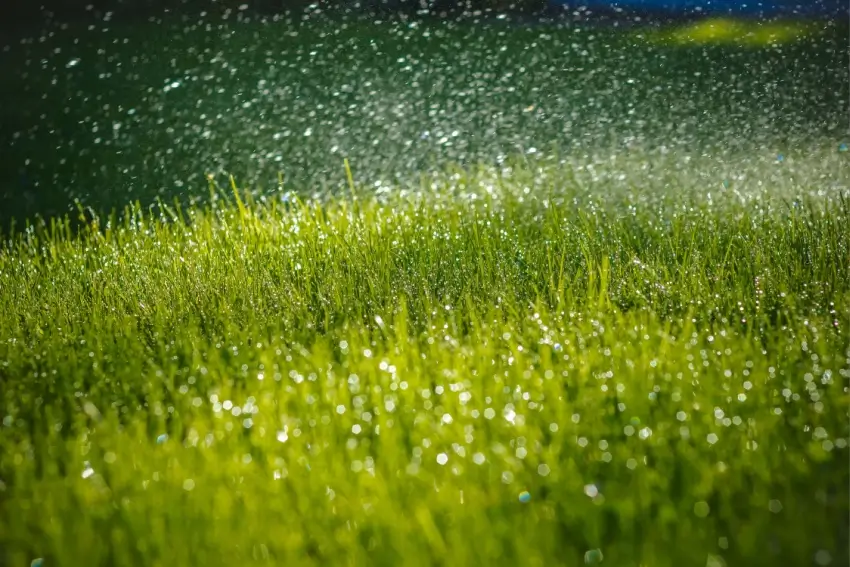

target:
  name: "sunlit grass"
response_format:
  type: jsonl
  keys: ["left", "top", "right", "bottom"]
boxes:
{"left": 648, "top": 18, "right": 817, "bottom": 46}
{"left": 1, "top": 157, "right": 848, "bottom": 566}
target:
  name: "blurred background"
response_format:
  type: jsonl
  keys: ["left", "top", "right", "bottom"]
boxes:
{"left": 2, "top": 0, "right": 846, "bottom": 29}
{"left": 0, "top": 0, "right": 847, "bottom": 226}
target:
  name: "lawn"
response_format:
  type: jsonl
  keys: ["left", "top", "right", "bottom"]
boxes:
{"left": 1, "top": 155, "right": 848, "bottom": 566}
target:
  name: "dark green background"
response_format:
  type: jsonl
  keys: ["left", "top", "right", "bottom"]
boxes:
{"left": 1, "top": 9, "right": 847, "bottom": 226}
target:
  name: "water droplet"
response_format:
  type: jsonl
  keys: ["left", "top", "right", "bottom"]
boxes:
{"left": 694, "top": 501, "right": 711, "bottom": 518}
{"left": 156, "top": 433, "right": 168, "bottom": 444}
{"left": 584, "top": 549, "right": 604, "bottom": 564}
{"left": 81, "top": 463, "right": 94, "bottom": 479}
{"left": 518, "top": 490, "right": 531, "bottom": 503}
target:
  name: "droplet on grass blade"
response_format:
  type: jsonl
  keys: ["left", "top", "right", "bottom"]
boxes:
{"left": 584, "top": 549, "right": 604, "bottom": 564}
{"left": 82, "top": 401, "right": 101, "bottom": 420}
{"left": 31, "top": 558, "right": 44, "bottom": 567}
{"left": 156, "top": 433, "right": 168, "bottom": 444}
{"left": 518, "top": 491, "right": 531, "bottom": 503}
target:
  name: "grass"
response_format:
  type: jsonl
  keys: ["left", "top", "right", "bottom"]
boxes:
{"left": 648, "top": 18, "right": 818, "bottom": 47}
{"left": 0, "top": 156, "right": 848, "bottom": 567}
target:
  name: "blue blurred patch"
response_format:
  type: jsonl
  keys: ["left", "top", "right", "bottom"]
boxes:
{"left": 549, "top": 0, "right": 845, "bottom": 17}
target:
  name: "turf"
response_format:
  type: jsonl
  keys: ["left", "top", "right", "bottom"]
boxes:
{"left": 1, "top": 156, "right": 848, "bottom": 567}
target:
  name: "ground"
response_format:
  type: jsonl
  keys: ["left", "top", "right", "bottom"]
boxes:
{"left": 1, "top": 156, "right": 848, "bottom": 566}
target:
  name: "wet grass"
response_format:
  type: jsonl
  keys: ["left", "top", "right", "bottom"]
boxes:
{"left": 647, "top": 17, "right": 820, "bottom": 46}
{"left": 1, "top": 157, "right": 849, "bottom": 566}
